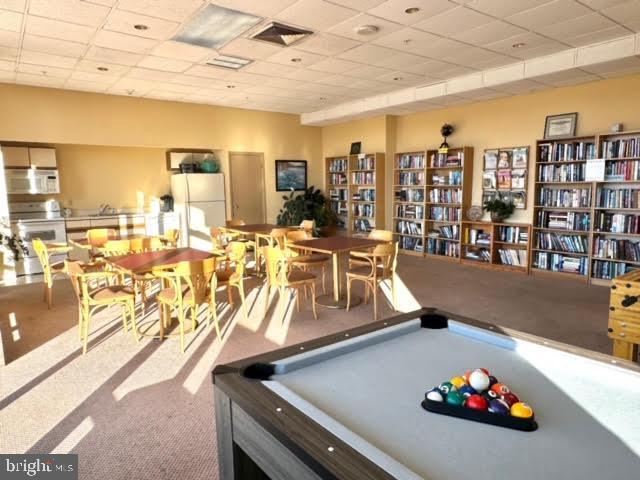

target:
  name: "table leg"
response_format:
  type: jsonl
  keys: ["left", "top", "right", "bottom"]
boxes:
{"left": 332, "top": 252, "right": 340, "bottom": 302}
{"left": 315, "top": 251, "right": 362, "bottom": 309}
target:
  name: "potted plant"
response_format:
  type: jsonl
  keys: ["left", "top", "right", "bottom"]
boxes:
{"left": 483, "top": 196, "right": 515, "bottom": 222}
{"left": 276, "top": 186, "right": 337, "bottom": 236}
{"left": 0, "top": 232, "right": 28, "bottom": 261}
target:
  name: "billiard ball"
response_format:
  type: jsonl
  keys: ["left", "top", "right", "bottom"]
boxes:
{"left": 464, "top": 368, "right": 489, "bottom": 383}
{"left": 445, "top": 390, "right": 464, "bottom": 406}
{"left": 501, "top": 392, "right": 520, "bottom": 407}
{"left": 481, "top": 390, "right": 500, "bottom": 402}
{"left": 458, "top": 385, "right": 477, "bottom": 398}
{"left": 468, "top": 369, "right": 490, "bottom": 391}
{"left": 488, "top": 375, "right": 498, "bottom": 387}
{"left": 490, "top": 383, "right": 510, "bottom": 395}
{"left": 511, "top": 402, "right": 534, "bottom": 419}
{"left": 488, "top": 399, "right": 510, "bottom": 415}
{"left": 450, "top": 376, "right": 466, "bottom": 389}
{"left": 465, "top": 394, "right": 489, "bottom": 411}
{"left": 425, "top": 388, "right": 444, "bottom": 402}
{"left": 438, "top": 382, "right": 456, "bottom": 396}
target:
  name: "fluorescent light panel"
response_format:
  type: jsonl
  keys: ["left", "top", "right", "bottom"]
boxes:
{"left": 173, "top": 4, "right": 262, "bottom": 49}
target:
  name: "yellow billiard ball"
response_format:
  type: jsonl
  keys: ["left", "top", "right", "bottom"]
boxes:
{"left": 450, "top": 376, "right": 466, "bottom": 389}
{"left": 511, "top": 402, "right": 534, "bottom": 419}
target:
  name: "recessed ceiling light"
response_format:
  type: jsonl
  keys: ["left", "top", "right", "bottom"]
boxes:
{"left": 226, "top": 85, "right": 235, "bottom": 89}
{"left": 97, "top": 66, "right": 109, "bottom": 72}
{"left": 291, "top": 57, "right": 302, "bottom": 63}
{"left": 207, "top": 55, "right": 253, "bottom": 70}
{"left": 320, "top": 97, "right": 327, "bottom": 101}
{"left": 355, "top": 25, "right": 379, "bottom": 35}
{"left": 134, "top": 24, "right": 148, "bottom": 31}
{"left": 403, "top": 39, "right": 412, "bottom": 44}
{"left": 393, "top": 76, "right": 403, "bottom": 81}
{"left": 512, "top": 42, "right": 526, "bottom": 48}
{"left": 405, "top": 7, "right": 421, "bottom": 14}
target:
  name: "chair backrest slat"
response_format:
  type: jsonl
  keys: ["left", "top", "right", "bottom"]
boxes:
{"left": 86, "top": 228, "right": 117, "bottom": 247}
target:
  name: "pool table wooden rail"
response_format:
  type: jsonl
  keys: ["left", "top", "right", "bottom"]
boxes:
{"left": 212, "top": 308, "right": 640, "bottom": 480}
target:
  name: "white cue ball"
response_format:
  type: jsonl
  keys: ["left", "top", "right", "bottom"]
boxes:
{"left": 426, "top": 389, "right": 444, "bottom": 402}
{"left": 469, "top": 370, "right": 490, "bottom": 391}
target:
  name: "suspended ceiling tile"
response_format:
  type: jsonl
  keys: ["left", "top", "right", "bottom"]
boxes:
{"left": 137, "top": 55, "right": 193, "bottom": 73}
{"left": 452, "top": 20, "right": 526, "bottom": 46}
{"left": 414, "top": 6, "right": 494, "bottom": 37}
{"left": 151, "top": 41, "right": 213, "bottom": 62}
{"left": 75, "top": 59, "right": 131, "bottom": 76}
{"left": 264, "top": 47, "right": 326, "bottom": 68}
{"left": 28, "top": 0, "right": 110, "bottom": 27}
{"left": 25, "top": 15, "right": 96, "bottom": 43}
{"left": 295, "top": 33, "right": 361, "bottom": 56}
{"left": 506, "top": 0, "right": 592, "bottom": 30}
{"left": 17, "top": 62, "right": 71, "bottom": 78}
{"left": 327, "top": 13, "right": 403, "bottom": 41}
{"left": 127, "top": 66, "right": 177, "bottom": 81}
{"left": 84, "top": 46, "right": 145, "bottom": 66}
{"left": 371, "top": 27, "right": 440, "bottom": 54}
{"left": 0, "top": 28, "right": 20, "bottom": 48}
{"left": 211, "top": 0, "right": 298, "bottom": 17}
{"left": 0, "top": 1, "right": 26, "bottom": 13}
{"left": 275, "top": 0, "right": 359, "bottom": 32}
{"left": 93, "top": 30, "right": 158, "bottom": 54}
{"left": 460, "top": 0, "right": 554, "bottom": 18}
{"left": 0, "top": 45, "right": 18, "bottom": 60}
{"left": 16, "top": 71, "right": 66, "bottom": 87}
{"left": 369, "top": 0, "right": 457, "bottom": 25}
{"left": 184, "top": 63, "right": 233, "bottom": 79}
{"left": 22, "top": 34, "right": 87, "bottom": 57}
{"left": 0, "top": 9, "right": 22, "bottom": 32}
{"left": 116, "top": 0, "right": 205, "bottom": 22}
{"left": 104, "top": 9, "right": 181, "bottom": 40}
{"left": 308, "top": 57, "right": 362, "bottom": 74}
{"left": 20, "top": 50, "right": 79, "bottom": 68}
{"left": 564, "top": 25, "right": 632, "bottom": 47}
{"left": 220, "top": 37, "right": 282, "bottom": 60}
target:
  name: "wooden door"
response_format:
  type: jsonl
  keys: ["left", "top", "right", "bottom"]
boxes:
{"left": 229, "top": 152, "right": 266, "bottom": 224}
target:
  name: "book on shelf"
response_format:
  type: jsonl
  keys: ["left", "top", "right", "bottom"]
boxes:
{"left": 498, "top": 226, "right": 528, "bottom": 244}
{"left": 352, "top": 189, "right": 375, "bottom": 201}
{"left": 537, "top": 163, "right": 585, "bottom": 182}
{"left": 536, "top": 232, "right": 588, "bottom": 253}
{"left": 399, "top": 236, "right": 424, "bottom": 252}
{"left": 430, "top": 151, "right": 463, "bottom": 168}
{"left": 466, "top": 228, "right": 491, "bottom": 246}
{"left": 396, "top": 220, "right": 423, "bottom": 236}
{"left": 396, "top": 204, "right": 424, "bottom": 219}
{"left": 432, "top": 172, "right": 462, "bottom": 186}
{"left": 427, "top": 238, "right": 460, "bottom": 257}
{"left": 498, "top": 249, "right": 527, "bottom": 267}
{"left": 398, "top": 171, "right": 425, "bottom": 185}
{"left": 352, "top": 203, "right": 375, "bottom": 218}
{"left": 537, "top": 210, "right": 590, "bottom": 231}
{"left": 429, "top": 207, "right": 461, "bottom": 222}
{"left": 397, "top": 154, "right": 425, "bottom": 169}
{"left": 329, "top": 188, "right": 348, "bottom": 201}
{"left": 534, "top": 252, "right": 588, "bottom": 275}
{"left": 328, "top": 173, "right": 347, "bottom": 185}
{"left": 594, "top": 212, "right": 640, "bottom": 234}
{"left": 592, "top": 260, "right": 638, "bottom": 280}
{"left": 538, "top": 187, "right": 591, "bottom": 208}
{"left": 435, "top": 225, "right": 460, "bottom": 240}
{"left": 353, "top": 218, "right": 373, "bottom": 233}
{"left": 596, "top": 188, "right": 640, "bottom": 209}
{"left": 603, "top": 137, "right": 640, "bottom": 159}
{"left": 592, "top": 237, "right": 640, "bottom": 262}
{"left": 395, "top": 188, "right": 425, "bottom": 202}
{"left": 464, "top": 246, "right": 491, "bottom": 263}
{"left": 604, "top": 160, "right": 640, "bottom": 181}
{"left": 330, "top": 201, "right": 348, "bottom": 215}
{"left": 539, "top": 141, "right": 596, "bottom": 162}
{"left": 328, "top": 158, "right": 348, "bottom": 172}
{"left": 351, "top": 172, "right": 375, "bottom": 184}
{"left": 429, "top": 187, "right": 461, "bottom": 203}
{"left": 355, "top": 156, "right": 375, "bottom": 170}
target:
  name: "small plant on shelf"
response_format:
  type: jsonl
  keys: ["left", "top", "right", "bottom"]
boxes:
{"left": 483, "top": 196, "right": 515, "bottom": 222}
{"left": 276, "top": 186, "right": 337, "bottom": 236}
{"left": 0, "top": 232, "right": 28, "bottom": 260}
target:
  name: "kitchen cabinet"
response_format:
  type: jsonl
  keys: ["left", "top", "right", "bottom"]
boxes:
{"left": 28, "top": 148, "right": 57, "bottom": 168}
{"left": 1, "top": 146, "right": 30, "bottom": 167}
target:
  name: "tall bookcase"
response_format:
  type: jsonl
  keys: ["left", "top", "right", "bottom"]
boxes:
{"left": 325, "top": 153, "right": 385, "bottom": 236}
{"left": 393, "top": 151, "right": 426, "bottom": 256}
{"left": 531, "top": 131, "right": 640, "bottom": 285}
{"left": 425, "top": 146, "right": 474, "bottom": 260}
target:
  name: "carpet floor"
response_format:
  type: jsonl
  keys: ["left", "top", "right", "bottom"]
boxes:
{"left": 0, "top": 256, "right": 615, "bottom": 479}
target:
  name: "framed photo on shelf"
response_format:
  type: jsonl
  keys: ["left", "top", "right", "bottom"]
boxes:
{"left": 484, "top": 149, "right": 498, "bottom": 169}
{"left": 544, "top": 112, "right": 577, "bottom": 139}
{"left": 350, "top": 141, "right": 361, "bottom": 155}
{"left": 275, "top": 160, "right": 307, "bottom": 191}
{"left": 512, "top": 147, "right": 528, "bottom": 168}
{"left": 497, "top": 150, "right": 512, "bottom": 169}
{"left": 510, "top": 191, "right": 526, "bottom": 209}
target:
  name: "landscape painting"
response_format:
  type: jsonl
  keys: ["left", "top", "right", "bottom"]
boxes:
{"left": 276, "top": 160, "right": 308, "bottom": 191}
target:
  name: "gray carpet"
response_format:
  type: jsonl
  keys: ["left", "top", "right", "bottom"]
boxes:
{"left": 0, "top": 256, "right": 616, "bottom": 479}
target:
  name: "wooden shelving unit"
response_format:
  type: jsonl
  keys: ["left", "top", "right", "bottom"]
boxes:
{"left": 424, "top": 146, "right": 474, "bottom": 261}
{"left": 393, "top": 151, "right": 426, "bottom": 256}
{"left": 461, "top": 221, "right": 531, "bottom": 273}
{"left": 325, "top": 153, "right": 385, "bottom": 236}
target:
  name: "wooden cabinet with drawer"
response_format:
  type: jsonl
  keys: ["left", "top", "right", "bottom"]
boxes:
{"left": 608, "top": 271, "right": 640, "bottom": 362}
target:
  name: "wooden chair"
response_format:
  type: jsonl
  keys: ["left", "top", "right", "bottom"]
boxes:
{"left": 215, "top": 242, "right": 248, "bottom": 320}
{"left": 299, "top": 219, "right": 315, "bottom": 235}
{"left": 346, "top": 242, "right": 398, "bottom": 320}
{"left": 285, "top": 230, "right": 329, "bottom": 294}
{"left": 86, "top": 228, "right": 117, "bottom": 247}
{"left": 226, "top": 219, "right": 246, "bottom": 227}
{"left": 32, "top": 238, "right": 71, "bottom": 309}
{"left": 254, "top": 228, "right": 290, "bottom": 274}
{"left": 348, "top": 229, "right": 394, "bottom": 269}
{"left": 224, "top": 219, "right": 255, "bottom": 252}
{"left": 66, "top": 260, "right": 138, "bottom": 354}
{"left": 263, "top": 245, "right": 318, "bottom": 321}
{"left": 97, "top": 239, "right": 131, "bottom": 257}
{"left": 130, "top": 237, "right": 164, "bottom": 253}
{"left": 162, "top": 228, "right": 180, "bottom": 248}
{"left": 154, "top": 257, "right": 218, "bottom": 352}
{"left": 129, "top": 237, "right": 165, "bottom": 312}
{"left": 210, "top": 227, "right": 231, "bottom": 255}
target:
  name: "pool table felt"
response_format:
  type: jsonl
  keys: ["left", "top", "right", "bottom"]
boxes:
{"left": 267, "top": 320, "right": 640, "bottom": 480}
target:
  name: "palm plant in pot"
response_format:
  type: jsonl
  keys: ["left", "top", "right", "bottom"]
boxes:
{"left": 483, "top": 195, "right": 515, "bottom": 222}
{"left": 276, "top": 187, "right": 338, "bottom": 236}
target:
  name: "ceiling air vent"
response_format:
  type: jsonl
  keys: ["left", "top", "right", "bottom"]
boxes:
{"left": 251, "top": 22, "right": 313, "bottom": 47}
{"left": 207, "top": 55, "right": 252, "bottom": 70}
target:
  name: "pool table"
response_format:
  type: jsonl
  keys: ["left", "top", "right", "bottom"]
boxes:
{"left": 212, "top": 308, "right": 640, "bottom": 480}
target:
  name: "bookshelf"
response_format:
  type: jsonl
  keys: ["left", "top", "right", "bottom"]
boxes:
{"left": 461, "top": 221, "right": 531, "bottom": 273}
{"left": 393, "top": 151, "right": 426, "bottom": 256}
{"left": 325, "top": 153, "right": 385, "bottom": 236}
{"left": 425, "top": 146, "right": 474, "bottom": 261}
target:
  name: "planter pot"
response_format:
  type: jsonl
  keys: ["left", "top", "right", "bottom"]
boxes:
{"left": 490, "top": 212, "right": 507, "bottom": 223}
{"left": 319, "top": 225, "right": 337, "bottom": 237}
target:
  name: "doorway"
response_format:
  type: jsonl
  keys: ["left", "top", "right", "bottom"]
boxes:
{"left": 228, "top": 152, "right": 266, "bottom": 224}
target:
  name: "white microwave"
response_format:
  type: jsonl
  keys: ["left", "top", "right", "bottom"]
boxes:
{"left": 5, "top": 168, "right": 60, "bottom": 194}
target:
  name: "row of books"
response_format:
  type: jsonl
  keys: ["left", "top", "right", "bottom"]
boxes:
{"left": 537, "top": 211, "right": 590, "bottom": 231}
{"left": 536, "top": 232, "right": 588, "bottom": 253}
{"left": 396, "top": 204, "right": 424, "bottom": 219}
{"left": 429, "top": 188, "right": 462, "bottom": 204}
{"left": 353, "top": 204, "right": 375, "bottom": 218}
{"left": 592, "top": 260, "right": 637, "bottom": 280}
{"left": 328, "top": 158, "right": 348, "bottom": 172}
{"left": 596, "top": 188, "right": 640, "bottom": 209}
{"left": 429, "top": 207, "right": 461, "bottom": 222}
{"left": 395, "top": 189, "right": 425, "bottom": 202}
{"left": 396, "top": 221, "right": 423, "bottom": 236}
{"left": 354, "top": 156, "right": 375, "bottom": 170}
{"left": 353, "top": 219, "right": 373, "bottom": 233}
{"left": 328, "top": 173, "right": 347, "bottom": 185}
{"left": 353, "top": 189, "right": 375, "bottom": 201}
{"left": 498, "top": 249, "right": 528, "bottom": 267}
{"left": 427, "top": 238, "right": 459, "bottom": 257}
{"left": 534, "top": 252, "right": 588, "bottom": 275}
{"left": 430, "top": 151, "right": 463, "bottom": 168}
{"left": 603, "top": 137, "right": 640, "bottom": 159}
{"left": 329, "top": 188, "right": 348, "bottom": 201}
{"left": 538, "top": 188, "right": 591, "bottom": 208}
{"left": 497, "top": 226, "right": 528, "bottom": 244}
{"left": 466, "top": 229, "right": 491, "bottom": 246}
{"left": 432, "top": 172, "right": 462, "bottom": 186}
{"left": 593, "top": 213, "right": 640, "bottom": 234}
{"left": 538, "top": 163, "right": 585, "bottom": 182}
{"left": 351, "top": 172, "right": 375, "bottom": 185}
{"left": 329, "top": 201, "right": 347, "bottom": 215}
{"left": 538, "top": 142, "right": 596, "bottom": 162}
{"left": 399, "top": 236, "right": 423, "bottom": 252}
{"left": 592, "top": 237, "right": 640, "bottom": 261}
{"left": 464, "top": 247, "right": 491, "bottom": 263}
{"left": 434, "top": 225, "right": 460, "bottom": 240}
{"left": 398, "top": 171, "right": 425, "bottom": 186}
{"left": 604, "top": 160, "right": 640, "bottom": 181}
{"left": 397, "top": 154, "right": 425, "bottom": 169}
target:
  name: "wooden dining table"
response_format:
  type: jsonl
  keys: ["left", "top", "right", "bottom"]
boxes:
{"left": 224, "top": 223, "right": 283, "bottom": 235}
{"left": 69, "top": 234, "right": 152, "bottom": 249}
{"left": 288, "top": 236, "right": 387, "bottom": 309}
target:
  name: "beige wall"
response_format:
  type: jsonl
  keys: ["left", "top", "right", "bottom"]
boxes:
{"left": 0, "top": 83, "right": 323, "bottom": 221}
{"left": 322, "top": 73, "right": 640, "bottom": 228}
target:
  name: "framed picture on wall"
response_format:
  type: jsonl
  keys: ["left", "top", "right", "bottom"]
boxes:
{"left": 544, "top": 112, "right": 577, "bottom": 139}
{"left": 276, "top": 160, "right": 308, "bottom": 191}
{"left": 512, "top": 147, "right": 528, "bottom": 168}
{"left": 350, "top": 142, "right": 362, "bottom": 155}
{"left": 484, "top": 149, "right": 498, "bottom": 169}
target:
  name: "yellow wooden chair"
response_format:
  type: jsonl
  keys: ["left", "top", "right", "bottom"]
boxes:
{"left": 285, "top": 230, "right": 329, "bottom": 294}
{"left": 348, "top": 229, "right": 394, "bottom": 269}
{"left": 215, "top": 242, "right": 248, "bottom": 320}
{"left": 224, "top": 219, "right": 256, "bottom": 251}
{"left": 254, "top": 228, "right": 290, "bottom": 274}
{"left": 210, "top": 227, "right": 231, "bottom": 255}
{"left": 263, "top": 245, "right": 318, "bottom": 321}
{"left": 161, "top": 228, "right": 180, "bottom": 248}
{"left": 154, "top": 257, "right": 218, "bottom": 352}
{"left": 346, "top": 242, "right": 398, "bottom": 320}
{"left": 66, "top": 260, "right": 138, "bottom": 354}
{"left": 32, "top": 238, "right": 71, "bottom": 309}
{"left": 97, "top": 239, "right": 131, "bottom": 257}
{"left": 129, "top": 237, "right": 165, "bottom": 312}
{"left": 299, "top": 219, "right": 315, "bottom": 235}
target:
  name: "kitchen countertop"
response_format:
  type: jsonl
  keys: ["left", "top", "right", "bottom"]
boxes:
{"left": 63, "top": 212, "right": 177, "bottom": 221}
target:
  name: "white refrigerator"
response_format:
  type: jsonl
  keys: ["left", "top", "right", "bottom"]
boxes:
{"left": 171, "top": 173, "right": 226, "bottom": 251}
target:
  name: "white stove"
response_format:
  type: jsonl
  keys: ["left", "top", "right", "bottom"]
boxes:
{"left": 3, "top": 201, "right": 67, "bottom": 276}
